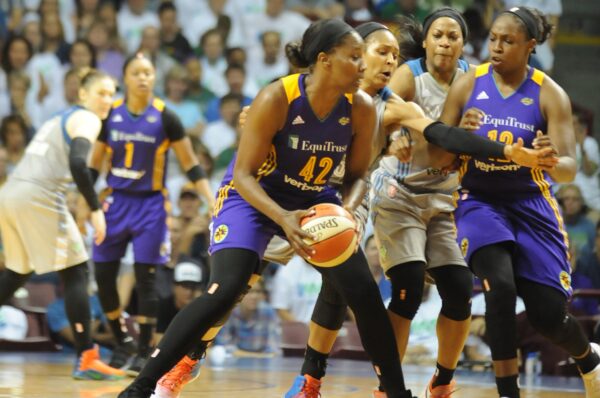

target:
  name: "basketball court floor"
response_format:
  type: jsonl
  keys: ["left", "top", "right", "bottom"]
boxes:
{"left": 0, "top": 352, "right": 586, "bottom": 397}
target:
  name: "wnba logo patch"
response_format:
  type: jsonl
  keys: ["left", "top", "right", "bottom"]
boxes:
{"left": 521, "top": 97, "right": 534, "bottom": 106}
{"left": 460, "top": 238, "right": 469, "bottom": 257}
{"left": 559, "top": 271, "right": 572, "bottom": 291}
{"left": 213, "top": 224, "right": 229, "bottom": 243}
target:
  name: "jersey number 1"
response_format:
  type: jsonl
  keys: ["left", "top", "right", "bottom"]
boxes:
{"left": 124, "top": 142, "right": 134, "bottom": 168}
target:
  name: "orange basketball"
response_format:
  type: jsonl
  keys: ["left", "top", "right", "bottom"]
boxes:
{"left": 300, "top": 203, "right": 357, "bottom": 267}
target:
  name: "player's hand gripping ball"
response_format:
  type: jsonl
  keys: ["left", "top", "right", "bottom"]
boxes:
{"left": 300, "top": 203, "right": 357, "bottom": 267}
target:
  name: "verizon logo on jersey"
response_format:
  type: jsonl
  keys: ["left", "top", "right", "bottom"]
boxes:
{"left": 284, "top": 174, "right": 326, "bottom": 192}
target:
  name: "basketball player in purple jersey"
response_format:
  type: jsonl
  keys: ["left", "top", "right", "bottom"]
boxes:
{"left": 118, "top": 19, "right": 420, "bottom": 398}
{"left": 436, "top": 7, "right": 600, "bottom": 398}
{"left": 89, "top": 54, "right": 214, "bottom": 375}
{"left": 0, "top": 69, "right": 126, "bottom": 380}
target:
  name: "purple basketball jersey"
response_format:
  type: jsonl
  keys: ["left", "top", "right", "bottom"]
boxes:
{"left": 214, "top": 74, "right": 352, "bottom": 215}
{"left": 455, "top": 64, "right": 571, "bottom": 296}
{"left": 210, "top": 74, "right": 353, "bottom": 256}
{"left": 460, "top": 63, "right": 548, "bottom": 197}
{"left": 104, "top": 98, "right": 170, "bottom": 192}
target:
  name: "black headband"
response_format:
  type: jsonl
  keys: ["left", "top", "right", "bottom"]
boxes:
{"left": 423, "top": 8, "right": 468, "bottom": 40}
{"left": 505, "top": 7, "right": 539, "bottom": 41}
{"left": 355, "top": 22, "right": 389, "bottom": 40}
{"left": 302, "top": 19, "right": 355, "bottom": 64}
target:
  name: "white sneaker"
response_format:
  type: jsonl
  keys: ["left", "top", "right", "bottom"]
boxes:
{"left": 582, "top": 343, "right": 600, "bottom": 398}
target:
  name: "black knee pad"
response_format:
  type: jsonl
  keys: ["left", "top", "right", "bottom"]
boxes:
{"left": 429, "top": 265, "right": 473, "bottom": 321}
{"left": 517, "top": 278, "right": 590, "bottom": 355}
{"left": 482, "top": 281, "right": 518, "bottom": 360}
{"left": 94, "top": 261, "right": 121, "bottom": 312}
{"left": 134, "top": 263, "right": 158, "bottom": 318}
{"left": 386, "top": 262, "right": 426, "bottom": 320}
{"left": 311, "top": 278, "right": 347, "bottom": 330}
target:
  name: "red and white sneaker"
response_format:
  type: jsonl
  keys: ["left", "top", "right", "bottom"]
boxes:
{"left": 150, "top": 356, "right": 202, "bottom": 398}
{"left": 423, "top": 378, "right": 456, "bottom": 398}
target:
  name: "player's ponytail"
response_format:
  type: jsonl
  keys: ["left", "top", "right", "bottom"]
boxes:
{"left": 526, "top": 7, "right": 554, "bottom": 45}
{"left": 285, "top": 41, "right": 310, "bottom": 68}
{"left": 285, "top": 19, "right": 356, "bottom": 69}
{"left": 395, "top": 15, "right": 425, "bottom": 62}
{"left": 505, "top": 6, "right": 553, "bottom": 45}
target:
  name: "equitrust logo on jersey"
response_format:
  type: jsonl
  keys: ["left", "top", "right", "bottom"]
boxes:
{"left": 110, "top": 130, "right": 157, "bottom": 143}
{"left": 482, "top": 114, "right": 535, "bottom": 132}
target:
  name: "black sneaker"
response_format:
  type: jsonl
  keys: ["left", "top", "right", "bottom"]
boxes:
{"left": 110, "top": 339, "right": 137, "bottom": 369}
{"left": 117, "top": 383, "right": 154, "bottom": 398}
{"left": 126, "top": 353, "right": 149, "bottom": 377}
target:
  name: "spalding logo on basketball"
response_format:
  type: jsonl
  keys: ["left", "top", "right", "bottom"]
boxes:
{"left": 300, "top": 203, "right": 357, "bottom": 267}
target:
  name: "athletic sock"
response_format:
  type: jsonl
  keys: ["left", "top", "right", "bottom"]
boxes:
{"left": 575, "top": 344, "right": 600, "bottom": 374}
{"left": 496, "top": 375, "right": 520, "bottom": 398}
{"left": 432, "top": 362, "right": 455, "bottom": 387}
{"left": 300, "top": 345, "right": 329, "bottom": 379}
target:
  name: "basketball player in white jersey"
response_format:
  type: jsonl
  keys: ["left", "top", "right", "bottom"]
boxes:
{"left": 0, "top": 68, "right": 126, "bottom": 380}
{"left": 372, "top": 8, "right": 475, "bottom": 397}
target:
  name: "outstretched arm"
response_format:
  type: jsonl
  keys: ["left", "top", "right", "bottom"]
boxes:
{"left": 383, "top": 91, "right": 556, "bottom": 169}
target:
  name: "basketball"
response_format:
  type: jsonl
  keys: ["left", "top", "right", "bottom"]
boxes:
{"left": 300, "top": 203, "right": 357, "bottom": 267}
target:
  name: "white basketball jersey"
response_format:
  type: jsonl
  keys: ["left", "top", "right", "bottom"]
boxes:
{"left": 10, "top": 106, "right": 94, "bottom": 193}
{"left": 374, "top": 58, "right": 469, "bottom": 195}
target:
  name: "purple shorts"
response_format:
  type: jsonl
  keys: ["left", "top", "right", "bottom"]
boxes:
{"left": 93, "top": 190, "right": 169, "bottom": 264}
{"left": 454, "top": 191, "right": 572, "bottom": 297}
{"left": 209, "top": 187, "right": 340, "bottom": 258}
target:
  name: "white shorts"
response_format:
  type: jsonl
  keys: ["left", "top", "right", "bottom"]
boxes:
{"left": 0, "top": 181, "right": 88, "bottom": 274}
{"left": 370, "top": 177, "right": 466, "bottom": 273}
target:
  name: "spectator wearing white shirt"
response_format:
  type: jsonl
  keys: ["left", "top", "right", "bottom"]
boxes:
{"left": 573, "top": 105, "right": 600, "bottom": 211}
{"left": 117, "top": 0, "right": 159, "bottom": 55}
{"left": 344, "top": 0, "right": 374, "bottom": 22}
{"left": 163, "top": 65, "right": 205, "bottom": 142}
{"left": 204, "top": 64, "right": 255, "bottom": 122}
{"left": 137, "top": 26, "right": 176, "bottom": 97}
{"left": 201, "top": 92, "right": 242, "bottom": 160}
{"left": 248, "top": 31, "right": 289, "bottom": 89}
{"left": 287, "top": 0, "right": 344, "bottom": 19}
{"left": 183, "top": 0, "right": 245, "bottom": 49}
{"left": 270, "top": 255, "right": 322, "bottom": 324}
{"left": 199, "top": 28, "right": 228, "bottom": 97}
{"left": 21, "top": 12, "right": 41, "bottom": 53}
{"left": 26, "top": 28, "right": 64, "bottom": 114}
{"left": 37, "top": 67, "right": 79, "bottom": 126}
{"left": 242, "top": 0, "right": 311, "bottom": 60}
